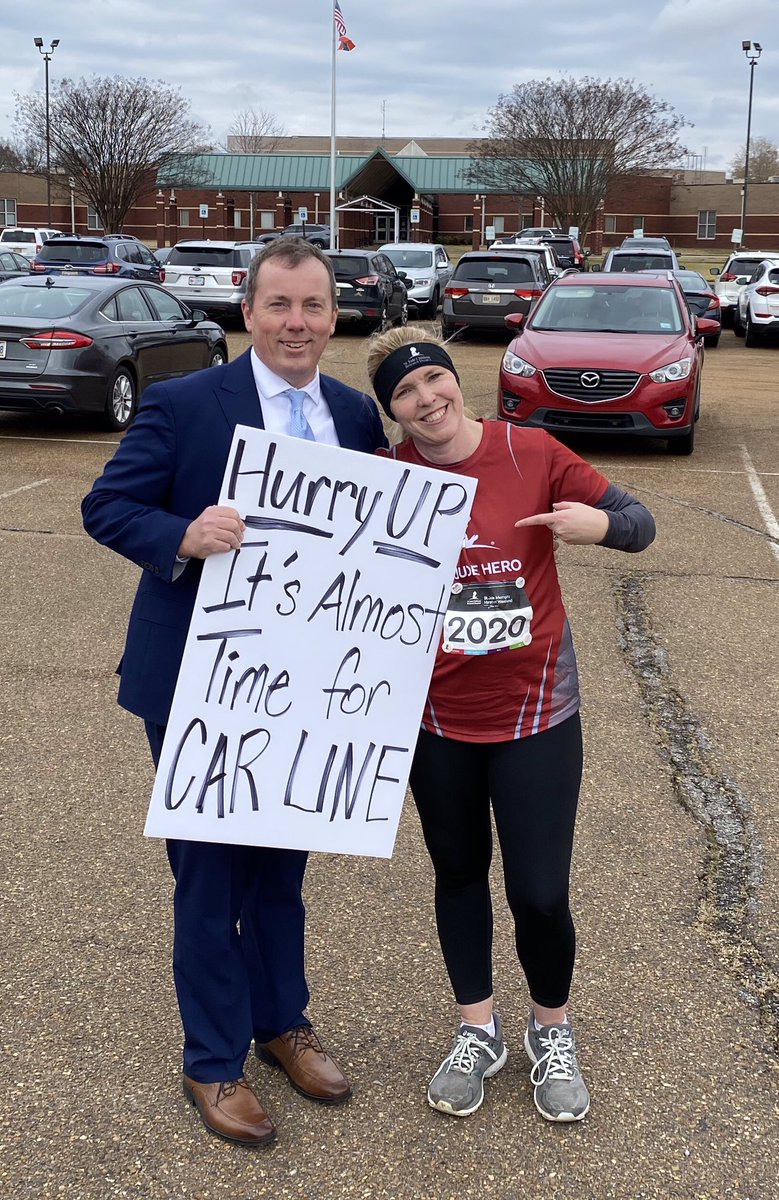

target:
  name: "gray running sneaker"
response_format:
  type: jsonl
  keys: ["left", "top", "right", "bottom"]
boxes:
{"left": 524, "top": 1013, "right": 590, "bottom": 1121}
{"left": 427, "top": 1013, "right": 508, "bottom": 1117}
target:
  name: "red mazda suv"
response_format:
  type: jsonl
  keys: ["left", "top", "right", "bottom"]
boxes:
{"left": 497, "top": 272, "right": 719, "bottom": 455}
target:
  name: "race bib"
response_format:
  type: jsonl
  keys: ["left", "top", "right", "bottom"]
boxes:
{"left": 442, "top": 580, "right": 533, "bottom": 656}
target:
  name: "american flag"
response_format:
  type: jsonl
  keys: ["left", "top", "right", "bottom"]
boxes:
{"left": 334, "top": 2, "right": 355, "bottom": 50}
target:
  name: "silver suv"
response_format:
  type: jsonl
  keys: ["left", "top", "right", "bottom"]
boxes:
{"left": 378, "top": 242, "right": 453, "bottom": 317}
{"left": 159, "top": 240, "right": 263, "bottom": 319}
{"left": 710, "top": 250, "right": 779, "bottom": 325}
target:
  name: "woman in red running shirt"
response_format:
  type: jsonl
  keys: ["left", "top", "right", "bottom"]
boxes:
{"left": 367, "top": 326, "right": 655, "bottom": 1124}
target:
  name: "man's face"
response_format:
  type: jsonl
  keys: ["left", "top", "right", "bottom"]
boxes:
{"left": 241, "top": 258, "right": 338, "bottom": 388}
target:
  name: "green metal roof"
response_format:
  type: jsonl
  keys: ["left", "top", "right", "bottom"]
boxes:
{"left": 156, "top": 151, "right": 515, "bottom": 195}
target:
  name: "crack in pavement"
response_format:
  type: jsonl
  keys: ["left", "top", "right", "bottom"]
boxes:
{"left": 627, "top": 486, "right": 779, "bottom": 549}
{"left": 613, "top": 573, "right": 779, "bottom": 1054}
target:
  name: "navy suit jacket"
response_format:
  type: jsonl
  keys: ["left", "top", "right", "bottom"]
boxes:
{"left": 82, "top": 349, "right": 387, "bottom": 725}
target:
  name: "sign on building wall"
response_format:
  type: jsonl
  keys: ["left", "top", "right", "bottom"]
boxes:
{"left": 144, "top": 426, "right": 476, "bottom": 858}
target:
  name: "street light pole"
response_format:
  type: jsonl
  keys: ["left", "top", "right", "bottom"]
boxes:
{"left": 33, "top": 37, "right": 60, "bottom": 227}
{"left": 739, "top": 39, "right": 762, "bottom": 247}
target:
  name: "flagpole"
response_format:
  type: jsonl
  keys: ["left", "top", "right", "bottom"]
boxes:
{"left": 329, "top": 10, "right": 337, "bottom": 249}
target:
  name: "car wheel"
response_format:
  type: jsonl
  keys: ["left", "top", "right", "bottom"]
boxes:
{"left": 720, "top": 308, "right": 734, "bottom": 328}
{"left": 704, "top": 335, "right": 720, "bottom": 348}
{"left": 732, "top": 307, "right": 745, "bottom": 337}
{"left": 744, "top": 312, "right": 761, "bottom": 347}
{"left": 103, "top": 366, "right": 137, "bottom": 432}
{"left": 208, "top": 346, "right": 227, "bottom": 368}
{"left": 441, "top": 318, "right": 457, "bottom": 340}
{"left": 311, "top": 239, "right": 326, "bottom": 249}
{"left": 397, "top": 295, "right": 409, "bottom": 327}
{"left": 668, "top": 422, "right": 695, "bottom": 455}
{"left": 423, "top": 288, "right": 439, "bottom": 319}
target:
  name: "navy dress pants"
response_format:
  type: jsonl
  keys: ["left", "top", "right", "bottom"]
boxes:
{"left": 146, "top": 721, "right": 310, "bottom": 1082}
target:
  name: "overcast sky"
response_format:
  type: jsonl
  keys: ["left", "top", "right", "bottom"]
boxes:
{"left": 2, "top": 0, "right": 776, "bottom": 172}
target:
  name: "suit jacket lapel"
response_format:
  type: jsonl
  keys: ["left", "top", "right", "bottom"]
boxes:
{"left": 216, "top": 349, "right": 265, "bottom": 433}
{"left": 321, "top": 374, "right": 358, "bottom": 446}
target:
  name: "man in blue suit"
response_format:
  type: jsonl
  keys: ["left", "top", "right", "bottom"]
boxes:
{"left": 82, "top": 239, "right": 387, "bottom": 1147}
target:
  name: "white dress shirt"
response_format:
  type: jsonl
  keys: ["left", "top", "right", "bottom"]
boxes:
{"left": 249, "top": 349, "right": 341, "bottom": 446}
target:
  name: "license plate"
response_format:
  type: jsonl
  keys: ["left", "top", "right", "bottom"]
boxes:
{"left": 482, "top": 293, "right": 501, "bottom": 304}
{"left": 0, "top": 341, "right": 5, "bottom": 359}
{"left": 188, "top": 276, "right": 205, "bottom": 286}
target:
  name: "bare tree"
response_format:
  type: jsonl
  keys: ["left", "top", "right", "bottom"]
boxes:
{"left": 729, "top": 136, "right": 779, "bottom": 182}
{"left": 223, "top": 108, "right": 286, "bottom": 154}
{"left": 15, "top": 75, "right": 210, "bottom": 232}
{"left": 467, "top": 76, "right": 690, "bottom": 240}
{"left": 0, "top": 134, "right": 45, "bottom": 172}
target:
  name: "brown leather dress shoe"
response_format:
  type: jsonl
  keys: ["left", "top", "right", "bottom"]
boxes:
{"left": 256, "top": 1025, "right": 352, "bottom": 1104}
{"left": 182, "top": 1075, "right": 276, "bottom": 1147}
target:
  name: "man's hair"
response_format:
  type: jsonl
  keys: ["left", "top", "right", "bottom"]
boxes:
{"left": 366, "top": 324, "right": 445, "bottom": 387}
{"left": 244, "top": 238, "right": 338, "bottom": 311}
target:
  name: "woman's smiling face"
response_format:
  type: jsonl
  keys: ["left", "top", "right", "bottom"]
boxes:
{"left": 389, "top": 363, "right": 467, "bottom": 456}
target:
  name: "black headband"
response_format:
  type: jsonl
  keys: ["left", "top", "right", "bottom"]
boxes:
{"left": 372, "top": 342, "right": 459, "bottom": 418}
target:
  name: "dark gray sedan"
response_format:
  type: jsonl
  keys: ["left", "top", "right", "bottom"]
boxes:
{"left": 0, "top": 276, "right": 228, "bottom": 430}
{"left": 0, "top": 250, "right": 32, "bottom": 282}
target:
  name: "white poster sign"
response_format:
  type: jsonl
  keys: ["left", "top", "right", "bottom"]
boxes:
{"left": 144, "top": 426, "right": 476, "bottom": 858}
{"left": 199, "top": 204, "right": 209, "bottom": 219}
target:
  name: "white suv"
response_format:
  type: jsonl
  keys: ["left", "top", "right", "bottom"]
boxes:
{"left": 733, "top": 258, "right": 779, "bottom": 345}
{"left": 159, "top": 240, "right": 263, "bottom": 320}
{"left": 378, "top": 242, "right": 453, "bottom": 317}
{"left": 710, "top": 251, "right": 778, "bottom": 325}
{"left": 0, "top": 226, "right": 62, "bottom": 259}
{"left": 491, "top": 237, "right": 563, "bottom": 278}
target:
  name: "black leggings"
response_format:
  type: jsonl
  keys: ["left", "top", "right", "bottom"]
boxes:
{"left": 409, "top": 713, "right": 583, "bottom": 1009}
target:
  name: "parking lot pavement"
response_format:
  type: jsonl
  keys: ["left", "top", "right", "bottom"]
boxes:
{"left": 2, "top": 329, "right": 778, "bottom": 1199}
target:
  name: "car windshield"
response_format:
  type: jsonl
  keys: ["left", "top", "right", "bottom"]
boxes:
{"left": 1, "top": 230, "right": 35, "bottom": 243}
{"left": 383, "top": 249, "right": 433, "bottom": 269}
{"left": 40, "top": 242, "right": 106, "bottom": 263}
{"left": 454, "top": 260, "right": 533, "bottom": 284}
{"left": 169, "top": 247, "right": 237, "bottom": 267}
{"left": 609, "top": 254, "right": 674, "bottom": 272}
{"left": 531, "top": 285, "right": 683, "bottom": 333}
{"left": 329, "top": 256, "right": 370, "bottom": 277}
{"left": 0, "top": 284, "right": 92, "bottom": 317}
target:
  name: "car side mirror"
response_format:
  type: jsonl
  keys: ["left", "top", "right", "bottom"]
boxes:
{"left": 190, "top": 308, "right": 207, "bottom": 322}
{"left": 710, "top": 267, "right": 721, "bottom": 276}
{"left": 397, "top": 270, "right": 408, "bottom": 279}
{"left": 505, "top": 312, "right": 525, "bottom": 330}
{"left": 696, "top": 317, "right": 720, "bottom": 337}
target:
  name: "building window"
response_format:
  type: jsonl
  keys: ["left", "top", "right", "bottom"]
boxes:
{"left": 492, "top": 216, "right": 505, "bottom": 235}
{"left": 179, "top": 210, "right": 190, "bottom": 226}
{"left": 234, "top": 209, "right": 242, "bottom": 228}
{"left": 697, "top": 210, "right": 716, "bottom": 240}
{"left": 463, "top": 215, "right": 474, "bottom": 233}
{"left": 1, "top": 198, "right": 17, "bottom": 226}
{"left": 632, "top": 216, "right": 644, "bottom": 235}
{"left": 604, "top": 215, "right": 617, "bottom": 234}
{"left": 87, "top": 205, "right": 103, "bottom": 230}
{"left": 259, "top": 211, "right": 275, "bottom": 230}
{"left": 521, "top": 213, "right": 534, "bottom": 230}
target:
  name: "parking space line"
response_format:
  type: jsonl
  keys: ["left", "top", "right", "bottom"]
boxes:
{"left": 592, "top": 464, "right": 779, "bottom": 477}
{"left": 0, "top": 435, "right": 120, "bottom": 446}
{"left": 740, "top": 444, "right": 779, "bottom": 565}
{"left": 0, "top": 478, "right": 51, "bottom": 501}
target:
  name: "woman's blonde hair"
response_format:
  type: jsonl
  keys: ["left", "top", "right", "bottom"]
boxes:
{"left": 366, "top": 324, "right": 446, "bottom": 388}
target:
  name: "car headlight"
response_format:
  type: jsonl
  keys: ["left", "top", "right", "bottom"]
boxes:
{"left": 414, "top": 277, "right": 431, "bottom": 286}
{"left": 649, "top": 357, "right": 692, "bottom": 384}
{"left": 502, "top": 350, "right": 537, "bottom": 377}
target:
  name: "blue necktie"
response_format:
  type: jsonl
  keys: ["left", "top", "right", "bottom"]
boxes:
{"left": 286, "top": 388, "right": 316, "bottom": 441}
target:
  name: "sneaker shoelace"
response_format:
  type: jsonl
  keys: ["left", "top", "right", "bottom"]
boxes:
{"left": 446, "top": 1031, "right": 497, "bottom": 1075}
{"left": 530, "top": 1025, "right": 577, "bottom": 1085}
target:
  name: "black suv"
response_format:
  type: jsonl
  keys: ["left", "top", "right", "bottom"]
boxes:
{"left": 32, "top": 234, "right": 162, "bottom": 279}
{"left": 540, "top": 235, "right": 587, "bottom": 271}
{"left": 441, "top": 251, "right": 548, "bottom": 338}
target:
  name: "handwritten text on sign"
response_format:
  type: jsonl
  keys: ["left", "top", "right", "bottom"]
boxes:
{"left": 144, "top": 426, "right": 476, "bottom": 857}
